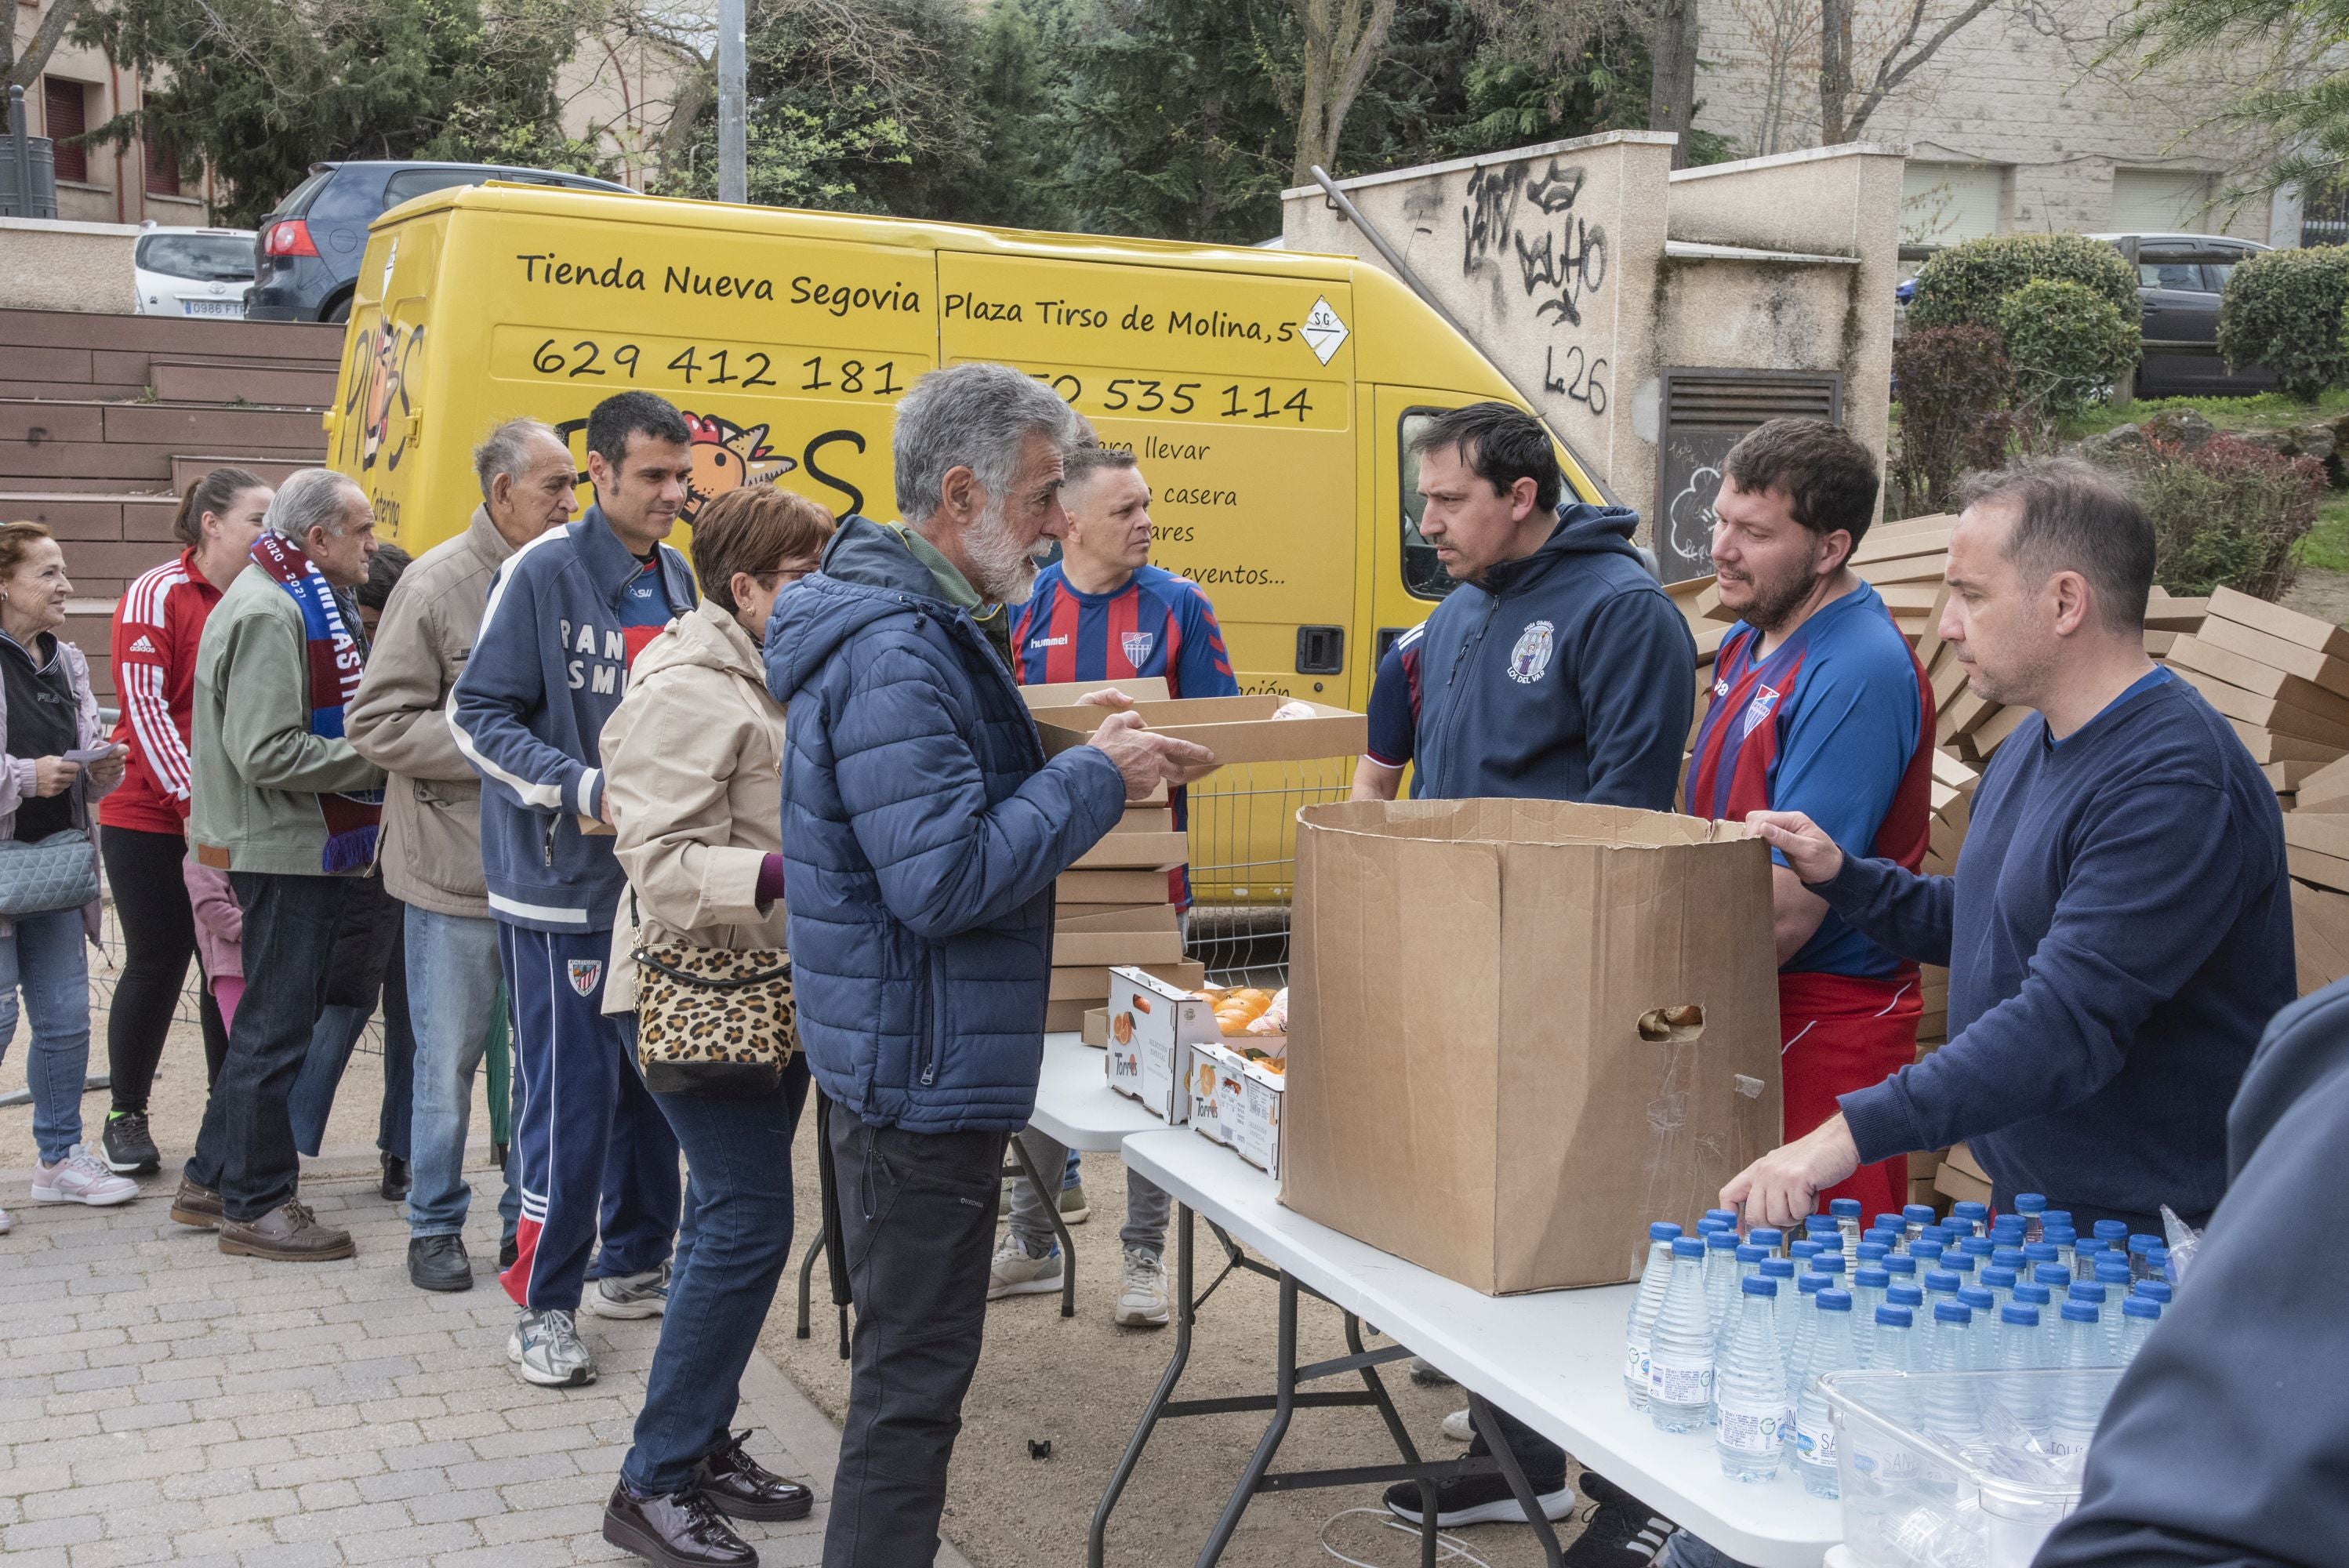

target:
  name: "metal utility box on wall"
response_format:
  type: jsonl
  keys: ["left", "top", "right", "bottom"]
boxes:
{"left": 1653, "top": 368, "right": 1843, "bottom": 584}
{"left": 4, "top": 87, "right": 61, "bottom": 221}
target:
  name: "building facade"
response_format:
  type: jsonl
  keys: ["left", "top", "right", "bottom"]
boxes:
{"left": 12, "top": 1, "right": 220, "bottom": 225}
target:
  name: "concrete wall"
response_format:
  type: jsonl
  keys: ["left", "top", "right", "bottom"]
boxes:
{"left": 0, "top": 217, "right": 139, "bottom": 313}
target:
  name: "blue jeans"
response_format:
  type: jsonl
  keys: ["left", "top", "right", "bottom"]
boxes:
{"left": 621, "top": 1058, "right": 810, "bottom": 1495}
{"left": 402, "top": 906, "right": 519, "bottom": 1241}
{"left": 0, "top": 906, "right": 93, "bottom": 1165}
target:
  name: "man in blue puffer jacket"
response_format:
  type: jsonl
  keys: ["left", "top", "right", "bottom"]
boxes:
{"left": 764, "top": 363, "right": 1211, "bottom": 1568}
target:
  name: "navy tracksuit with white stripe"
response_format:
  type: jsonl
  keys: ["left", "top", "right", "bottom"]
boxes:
{"left": 450, "top": 506, "right": 695, "bottom": 1310}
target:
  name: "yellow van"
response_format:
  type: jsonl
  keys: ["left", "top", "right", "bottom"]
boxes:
{"left": 323, "top": 183, "right": 1604, "bottom": 899}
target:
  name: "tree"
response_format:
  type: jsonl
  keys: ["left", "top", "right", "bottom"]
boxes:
{"left": 1291, "top": 0, "right": 1400, "bottom": 183}
{"left": 1464, "top": 0, "right": 1701, "bottom": 165}
{"left": 2112, "top": 0, "right": 2347, "bottom": 200}
{"left": 5, "top": 0, "right": 85, "bottom": 92}
{"left": 1815, "top": 0, "right": 2006, "bottom": 143}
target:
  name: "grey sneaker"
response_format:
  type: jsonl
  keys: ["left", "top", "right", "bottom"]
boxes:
{"left": 583, "top": 1262, "right": 669, "bottom": 1319}
{"left": 510, "top": 1308, "right": 597, "bottom": 1387}
{"left": 1442, "top": 1407, "right": 1475, "bottom": 1442}
{"left": 32, "top": 1147, "right": 139, "bottom": 1207}
{"left": 1112, "top": 1245, "right": 1171, "bottom": 1327}
{"left": 997, "top": 1177, "right": 1091, "bottom": 1225}
{"left": 987, "top": 1231, "right": 1062, "bottom": 1300}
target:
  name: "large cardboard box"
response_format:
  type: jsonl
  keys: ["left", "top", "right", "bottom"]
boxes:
{"left": 1280, "top": 799, "right": 1782, "bottom": 1295}
{"left": 1029, "top": 695, "right": 1369, "bottom": 765}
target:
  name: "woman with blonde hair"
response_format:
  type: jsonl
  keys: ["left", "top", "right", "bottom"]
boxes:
{"left": 595, "top": 485, "right": 833, "bottom": 1567}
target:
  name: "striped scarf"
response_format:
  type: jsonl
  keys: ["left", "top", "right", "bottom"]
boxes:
{"left": 250, "top": 531, "right": 382, "bottom": 873}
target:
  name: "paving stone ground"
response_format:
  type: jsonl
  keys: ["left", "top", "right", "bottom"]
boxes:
{"left": 0, "top": 1142, "right": 964, "bottom": 1568}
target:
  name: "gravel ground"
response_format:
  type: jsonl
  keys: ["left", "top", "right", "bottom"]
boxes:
{"left": 2282, "top": 566, "right": 2349, "bottom": 629}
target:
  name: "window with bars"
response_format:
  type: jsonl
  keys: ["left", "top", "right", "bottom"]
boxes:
{"left": 42, "top": 77, "right": 89, "bottom": 185}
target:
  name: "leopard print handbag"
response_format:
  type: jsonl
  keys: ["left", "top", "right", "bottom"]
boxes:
{"left": 631, "top": 935, "right": 798, "bottom": 1098}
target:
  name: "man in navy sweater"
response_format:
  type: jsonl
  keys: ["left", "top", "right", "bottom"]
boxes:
{"left": 1725, "top": 457, "right": 2292, "bottom": 1234}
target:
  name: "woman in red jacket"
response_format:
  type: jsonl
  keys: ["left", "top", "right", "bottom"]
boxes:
{"left": 96, "top": 466, "right": 270, "bottom": 1176}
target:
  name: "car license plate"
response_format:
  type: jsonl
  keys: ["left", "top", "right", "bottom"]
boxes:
{"left": 183, "top": 299, "right": 241, "bottom": 318}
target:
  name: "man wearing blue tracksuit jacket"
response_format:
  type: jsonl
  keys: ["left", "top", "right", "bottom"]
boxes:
{"left": 450, "top": 391, "right": 699, "bottom": 1390}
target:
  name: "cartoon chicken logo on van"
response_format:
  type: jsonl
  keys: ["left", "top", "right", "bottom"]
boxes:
{"left": 683, "top": 412, "right": 794, "bottom": 523}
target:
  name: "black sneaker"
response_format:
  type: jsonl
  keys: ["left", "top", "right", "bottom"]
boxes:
{"left": 1383, "top": 1471, "right": 1575, "bottom": 1528}
{"left": 380, "top": 1153, "right": 410, "bottom": 1202}
{"left": 408, "top": 1234, "right": 474, "bottom": 1293}
{"left": 1560, "top": 1473, "right": 1679, "bottom": 1566}
{"left": 102, "top": 1110, "right": 161, "bottom": 1174}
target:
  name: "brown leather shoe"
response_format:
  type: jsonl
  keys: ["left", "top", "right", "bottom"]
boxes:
{"left": 169, "top": 1178, "right": 223, "bottom": 1230}
{"left": 216, "top": 1200, "right": 354, "bottom": 1262}
{"left": 601, "top": 1480, "right": 755, "bottom": 1567}
{"left": 692, "top": 1430, "right": 814, "bottom": 1522}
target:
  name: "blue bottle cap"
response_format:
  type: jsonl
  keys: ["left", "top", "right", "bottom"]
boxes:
{"left": 2148, "top": 1247, "right": 2171, "bottom": 1269}
{"left": 1982, "top": 1267, "right": 2018, "bottom": 1290}
{"left": 2014, "top": 1192, "right": 2047, "bottom": 1214}
{"left": 1993, "top": 1247, "right": 2027, "bottom": 1269}
{"left": 2127, "top": 1233, "right": 2158, "bottom": 1255}
{"left": 2122, "top": 1295, "right": 2161, "bottom": 1319}
{"left": 2060, "top": 1301, "right": 2100, "bottom": 1324}
{"left": 1806, "top": 1213, "right": 1839, "bottom": 1232}
{"left": 2095, "top": 1261, "right": 2133, "bottom": 1284}
{"left": 1960, "top": 1236, "right": 1995, "bottom": 1258}
{"left": 1875, "top": 1305, "right": 1913, "bottom": 1328}
{"left": 2034, "top": 1263, "right": 2074, "bottom": 1287}
{"left": 1742, "top": 1275, "right": 1778, "bottom": 1298}
{"left": 1944, "top": 1253, "right": 1976, "bottom": 1276}
{"left": 1882, "top": 1254, "right": 1917, "bottom": 1276}
{"left": 1856, "top": 1242, "right": 1890, "bottom": 1264}
{"left": 1799, "top": 1272, "right": 1828, "bottom": 1294}
{"left": 1672, "top": 1236, "right": 1707, "bottom": 1258}
{"left": 1933, "top": 1301, "right": 1971, "bottom": 1323}
{"left": 1708, "top": 1229, "right": 1740, "bottom": 1250}
{"left": 1903, "top": 1204, "right": 1937, "bottom": 1224}
{"left": 2044, "top": 1226, "right": 2078, "bottom": 1246}
{"left": 1650, "top": 1221, "right": 1684, "bottom": 1242}
{"left": 1759, "top": 1258, "right": 1795, "bottom": 1279}
{"left": 2074, "top": 1237, "right": 2104, "bottom": 1260}
{"left": 1873, "top": 1213, "right": 1906, "bottom": 1232}
{"left": 1817, "top": 1290, "right": 1853, "bottom": 1312}
{"left": 1959, "top": 1287, "right": 1995, "bottom": 1312}
{"left": 1830, "top": 1198, "right": 1862, "bottom": 1218}
{"left": 2093, "top": 1219, "right": 2129, "bottom": 1241}
{"left": 1808, "top": 1254, "right": 1846, "bottom": 1275}
{"left": 1697, "top": 1215, "right": 1733, "bottom": 1232}
{"left": 1705, "top": 1207, "right": 1740, "bottom": 1226}
{"left": 1748, "top": 1228, "right": 1784, "bottom": 1250}
{"left": 1915, "top": 1225, "right": 1947, "bottom": 1246}
{"left": 1925, "top": 1269, "right": 1961, "bottom": 1293}
{"left": 1854, "top": 1267, "right": 1890, "bottom": 1290}
{"left": 2068, "top": 1281, "right": 2108, "bottom": 1304}
{"left": 2133, "top": 1279, "right": 2173, "bottom": 1303}
{"left": 2013, "top": 1282, "right": 2051, "bottom": 1307}
{"left": 1863, "top": 1229, "right": 1901, "bottom": 1252}
{"left": 1952, "top": 1201, "right": 1988, "bottom": 1223}
{"left": 2042, "top": 1209, "right": 2073, "bottom": 1228}
{"left": 2023, "top": 1243, "right": 2059, "bottom": 1264}
{"left": 1991, "top": 1214, "right": 2026, "bottom": 1235}
{"left": 1886, "top": 1283, "right": 1925, "bottom": 1308}
{"left": 1911, "top": 1240, "right": 1947, "bottom": 1264}
{"left": 1791, "top": 1240, "right": 1824, "bottom": 1261}
{"left": 1736, "top": 1244, "right": 1768, "bottom": 1264}
{"left": 2001, "top": 1304, "right": 2041, "bottom": 1327}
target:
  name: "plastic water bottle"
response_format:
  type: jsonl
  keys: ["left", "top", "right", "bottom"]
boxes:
{"left": 1856, "top": 1240, "right": 1890, "bottom": 1272}
{"left": 1902, "top": 1203, "right": 1936, "bottom": 1240}
{"left": 2013, "top": 1192, "right": 2047, "bottom": 1241}
{"left": 1870, "top": 1301, "right": 1922, "bottom": 1373}
{"left": 1704, "top": 1229, "right": 1742, "bottom": 1338}
{"left": 2048, "top": 1301, "right": 2109, "bottom": 1454}
{"left": 1885, "top": 1281, "right": 1925, "bottom": 1316}
{"left": 1911, "top": 1240, "right": 1948, "bottom": 1271}
{"left": 1715, "top": 1276, "right": 1788, "bottom": 1483}
{"left": 2093, "top": 1218, "right": 2129, "bottom": 1250}
{"left": 1923, "top": 1268, "right": 1962, "bottom": 1316}
{"left": 1994, "top": 1303, "right": 2047, "bottom": 1437}
{"left": 1649, "top": 1236, "right": 1715, "bottom": 1433}
{"left": 1705, "top": 1207, "right": 1741, "bottom": 1232}
{"left": 2133, "top": 1278, "right": 2173, "bottom": 1308}
{"left": 1980, "top": 1265, "right": 2018, "bottom": 1316}
{"left": 1942, "top": 1251, "right": 1977, "bottom": 1287}
{"left": 1872, "top": 1212, "right": 1905, "bottom": 1240}
{"left": 1790, "top": 1238, "right": 1824, "bottom": 1269}
{"left": 1959, "top": 1236, "right": 1995, "bottom": 1263}
{"left": 1919, "top": 1301, "right": 1982, "bottom": 1444}
{"left": 2041, "top": 1208, "right": 2073, "bottom": 1235}
{"left": 1990, "top": 1214, "right": 2027, "bottom": 1247}
{"left": 1624, "top": 1221, "right": 1680, "bottom": 1410}
{"left": 1830, "top": 1197, "right": 1863, "bottom": 1264}
{"left": 2072, "top": 1236, "right": 2106, "bottom": 1279}
{"left": 1958, "top": 1286, "right": 1999, "bottom": 1370}
{"left": 2045, "top": 1225, "right": 2078, "bottom": 1276}
{"left": 1991, "top": 1244, "right": 2028, "bottom": 1274}
{"left": 2116, "top": 1296, "right": 2160, "bottom": 1366}
{"left": 1748, "top": 1227, "right": 1784, "bottom": 1257}
{"left": 1850, "top": 1266, "right": 1890, "bottom": 1365}
{"left": 1807, "top": 1252, "right": 1846, "bottom": 1287}
{"left": 2148, "top": 1244, "right": 2173, "bottom": 1283}
{"left": 2031, "top": 1261, "right": 2075, "bottom": 1302}
{"left": 2127, "top": 1232, "right": 2159, "bottom": 1280}
{"left": 2011, "top": 1281, "right": 2056, "bottom": 1363}
{"left": 2093, "top": 1259, "right": 2134, "bottom": 1335}
{"left": 1793, "top": 1289, "right": 1857, "bottom": 1498}
{"left": 1758, "top": 1258, "right": 1795, "bottom": 1353}
{"left": 1735, "top": 1242, "right": 1769, "bottom": 1287}
{"left": 2022, "top": 1241, "right": 2059, "bottom": 1275}
{"left": 2068, "top": 1281, "right": 2115, "bottom": 1357}
{"left": 1880, "top": 1253, "right": 1917, "bottom": 1289}
{"left": 1949, "top": 1200, "right": 1988, "bottom": 1236}
{"left": 1788, "top": 1272, "right": 1828, "bottom": 1385}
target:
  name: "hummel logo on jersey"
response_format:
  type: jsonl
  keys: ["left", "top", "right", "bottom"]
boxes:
{"left": 128, "top": 635, "right": 158, "bottom": 655}
{"left": 1027, "top": 634, "right": 1069, "bottom": 649}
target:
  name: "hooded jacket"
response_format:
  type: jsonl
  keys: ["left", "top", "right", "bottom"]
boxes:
{"left": 1410, "top": 504, "right": 1696, "bottom": 810}
{"left": 764, "top": 516, "right": 1126, "bottom": 1133}
{"left": 448, "top": 505, "right": 696, "bottom": 932}
{"left": 2035, "top": 978, "right": 2349, "bottom": 1568}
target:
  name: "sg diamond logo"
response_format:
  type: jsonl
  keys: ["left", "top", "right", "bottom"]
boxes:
{"left": 1301, "top": 297, "right": 1349, "bottom": 365}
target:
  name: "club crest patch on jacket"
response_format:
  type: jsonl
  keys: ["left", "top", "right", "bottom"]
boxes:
{"left": 1507, "top": 619, "right": 1556, "bottom": 684}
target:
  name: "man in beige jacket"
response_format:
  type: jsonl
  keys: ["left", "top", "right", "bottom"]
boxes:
{"left": 346, "top": 418, "right": 575, "bottom": 1294}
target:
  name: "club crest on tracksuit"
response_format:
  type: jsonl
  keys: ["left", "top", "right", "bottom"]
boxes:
{"left": 568, "top": 959, "right": 603, "bottom": 996}
{"left": 1507, "top": 619, "right": 1556, "bottom": 684}
{"left": 1741, "top": 683, "right": 1783, "bottom": 739}
{"left": 1120, "top": 631, "right": 1156, "bottom": 666}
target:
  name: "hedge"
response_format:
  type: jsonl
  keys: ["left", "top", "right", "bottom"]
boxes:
{"left": 1998, "top": 278, "right": 2140, "bottom": 418}
{"left": 2215, "top": 245, "right": 2349, "bottom": 402}
{"left": 1908, "top": 232, "right": 2138, "bottom": 333}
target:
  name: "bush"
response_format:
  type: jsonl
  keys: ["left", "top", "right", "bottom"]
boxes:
{"left": 2117, "top": 436, "right": 2325, "bottom": 600}
{"left": 1892, "top": 324, "right": 2013, "bottom": 515}
{"left": 1998, "top": 278, "right": 2140, "bottom": 419}
{"left": 1908, "top": 232, "right": 2138, "bottom": 333}
{"left": 2216, "top": 245, "right": 2349, "bottom": 402}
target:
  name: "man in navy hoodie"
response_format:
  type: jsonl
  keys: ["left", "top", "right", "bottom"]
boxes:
{"left": 1726, "top": 457, "right": 2292, "bottom": 1236}
{"left": 451, "top": 391, "right": 698, "bottom": 1392}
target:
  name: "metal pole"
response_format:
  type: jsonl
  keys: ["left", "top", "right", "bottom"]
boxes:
{"left": 8, "top": 86, "right": 33, "bottom": 221}
{"left": 717, "top": 0, "right": 747, "bottom": 204}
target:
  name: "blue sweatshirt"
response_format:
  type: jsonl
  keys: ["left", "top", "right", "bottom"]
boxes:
{"left": 1411, "top": 504, "right": 1695, "bottom": 809}
{"left": 448, "top": 506, "right": 696, "bottom": 932}
{"left": 2036, "top": 979, "right": 2349, "bottom": 1568}
{"left": 1821, "top": 670, "right": 2292, "bottom": 1226}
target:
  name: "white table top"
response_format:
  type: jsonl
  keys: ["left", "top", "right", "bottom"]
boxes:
{"left": 1029, "top": 1033, "right": 1168, "bottom": 1152}
{"left": 1123, "top": 1128, "right": 1843, "bottom": 1568}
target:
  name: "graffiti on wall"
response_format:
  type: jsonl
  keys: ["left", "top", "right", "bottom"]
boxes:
{"left": 1461, "top": 158, "right": 1610, "bottom": 420}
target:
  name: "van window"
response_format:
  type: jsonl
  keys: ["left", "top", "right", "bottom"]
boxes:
{"left": 1400, "top": 410, "right": 1462, "bottom": 601}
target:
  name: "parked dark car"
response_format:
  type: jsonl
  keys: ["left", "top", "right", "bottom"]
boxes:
{"left": 246, "top": 160, "right": 634, "bottom": 322}
{"left": 2091, "top": 233, "right": 2278, "bottom": 399}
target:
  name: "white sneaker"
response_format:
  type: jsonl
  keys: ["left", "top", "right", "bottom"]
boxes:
{"left": 509, "top": 1308, "right": 597, "bottom": 1387}
{"left": 987, "top": 1231, "right": 1062, "bottom": 1300}
{"left": 583, "top": 1263, "right": 670, "bottom": 1319}
{"left": 32, "top": 1147, "right": 139, "bottom": 1207}
{"left": 1442, "top": 1407, "right": 1475, "bottom": 1442}
{"left": 1113, "top": 1245, "right": 1171, "bottom": 1327}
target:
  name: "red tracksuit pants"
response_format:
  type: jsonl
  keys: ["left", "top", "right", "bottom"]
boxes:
{"left": 1778, "top": 968, "right": 1924, "bottom": 1219}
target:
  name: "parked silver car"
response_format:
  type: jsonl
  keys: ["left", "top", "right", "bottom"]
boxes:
{"left": 2089, "top": 232, "right": 2278, "bottom": 399}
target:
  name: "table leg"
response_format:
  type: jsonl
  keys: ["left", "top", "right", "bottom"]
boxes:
{"left": 1465, "top": 1392, "right": 1566, "bottom": 1568}
{"left": 1344, "top": 1314, "right": 1441, "bottom": 1568}
{"left": 1192, "top": 1272, "right": 1301, "bottom": 1567}
{"left": 1007, "top": 1133, "right": 1078, "bottom": 1319}
{"left": 1089, "top": 1204, "right": 1196, "bottom": 1568}
{"left": 793, "top": 1221, "right": 824, "bottom": 1340}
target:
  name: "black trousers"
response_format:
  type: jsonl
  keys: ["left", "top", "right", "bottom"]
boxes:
{"left": 100, "top": 825, "right": 230, "bottom": 1108}
{"left": 822, "top": 1116, "right": 1005, "bottom": 1568}
{"left": 183, "top": 872, "right": 348, "bottom": 1222}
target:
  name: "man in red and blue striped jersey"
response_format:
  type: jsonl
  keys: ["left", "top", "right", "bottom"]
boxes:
{"left": 1686, "top": 418, "right": 1937, "bottom": 1223}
